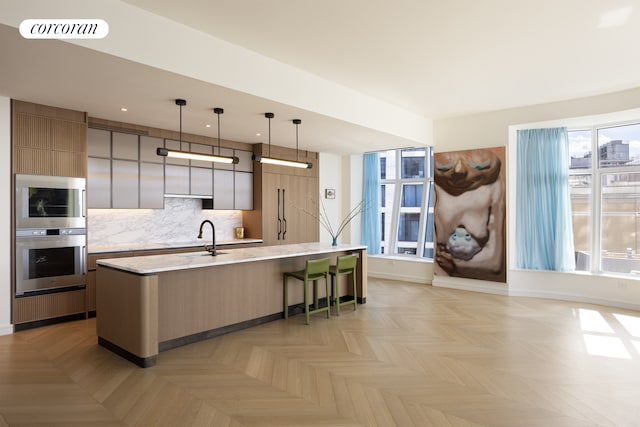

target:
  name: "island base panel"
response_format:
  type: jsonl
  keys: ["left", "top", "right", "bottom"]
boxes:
{"left": 156, "top": 252, "right": 360, "bottom": 342}
{"left": 96, "top": 245, "right": 367, "bottom": 367}
{"left": 96, "top": 267, "right": 159, "bottom": 360}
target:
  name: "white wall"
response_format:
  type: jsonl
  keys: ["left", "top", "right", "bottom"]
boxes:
{"left": 318, "top": 153, "right": 342, "bottom": 244}
{"left": 434, "top": 87, "right": 640, "bottom": 152}
{"left": 344, "top": 154, "right": 363, "bottom": 245}
{"left": 0, "top": 96, "right": 12, "bottom": 334}
{"left": 318, "top": 153, "right": 367, "bottom": 246}
{"left": 433, "top": 87, "right": 640, "bottom": 310}
{"left": 368, "top": 256, "right": 433, "bottom": 285}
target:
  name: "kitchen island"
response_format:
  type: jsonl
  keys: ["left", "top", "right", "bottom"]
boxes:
{"left": 96, "top": 242, "right": 367, "bottom": 367}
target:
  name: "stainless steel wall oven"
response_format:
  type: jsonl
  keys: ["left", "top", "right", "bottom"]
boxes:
{"left": 15, "top": 174, "right": 87, "bottom": 296}
{"left": 15, "top": 174, "right": 86, "bottom": 229}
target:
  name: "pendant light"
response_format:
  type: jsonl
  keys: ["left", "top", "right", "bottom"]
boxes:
{"left": 252, "top": 112, "right": 312, "bottom": 169}
{"left": 212, "top": 107, "right": 239, "bottom": 163}
{"left": 156, "top": 99, "right": 239, "bottom": 164}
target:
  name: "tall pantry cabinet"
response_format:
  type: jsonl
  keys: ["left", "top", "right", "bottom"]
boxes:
{"left": 11, "top": 100, "right": 88, "bottom": 326}
{"left": 243, "top": 144, "right": 320, "bottom": 246}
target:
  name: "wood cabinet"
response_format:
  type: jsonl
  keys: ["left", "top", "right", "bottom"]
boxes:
{"left": 262, "top": 173, "right": 318, "bottom": 245}
{"left": 86, "top": 242, "right": 262, "bottom": 314}
{"left": 12, "top": 100, "right": 87, "bottom": 177}
{"left": 11, "top": 100, "right": 89, "bottom": 328}
{"left": 243, "top": 144, "right": 319, "bottom": 245}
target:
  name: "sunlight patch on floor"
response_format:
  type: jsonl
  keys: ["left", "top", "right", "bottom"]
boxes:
{"left": 582, "top": 334, "right": 631, "bottom": 359}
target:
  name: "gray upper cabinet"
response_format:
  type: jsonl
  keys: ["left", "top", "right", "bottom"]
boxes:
{"left": 112, "top": 132, "right": 138, "bottom": 160}
{"left": 139, "top": 136, "right": 165, "bottom": 208}
{"left": 87, "top": 157, "right": 111, "bottom": 208}
{"left": 214, "top": 147, "right": 235, "bottom": 171}
{"left": 87, "top": 128, "right": 112, "bottom": 208}
{"left": 111, "top": 133, "right": 139, "bottom": 208}
{"left": 164, "top": 164, "right": 190, "bottom": 195}
{"left": 190, "top": 143, "right": 213, "bottom": 169}
{"left": 88, "top": 128, "right": 110, "bottom": 157}
{"left": 112, "top": 159, "right": 139, "bottom": 208}
{"left": 164, "top": 139, "right": 189, "bottom": 165}
{"left": 140, "top": 136, "right": 164, "bottom": 163}
{"left": 88, "top": 129, "right": 254, "bottom": 210}
{"left": 213, "top": 169, "right": 234, "bottom": 209}
{"left": 191, "top": 166, "right": 213, "bottom": 197}
{"left": 140, "top": 162, "right": 164, "bottom": 208}
{"left": 235, "top": 171, "right": 253, "bottom": 210}
{"left": 235, "top": 150, "right": 254, "bottom": 173}
{"left": 88, "top": 129, "right": 165, "bottom": 208}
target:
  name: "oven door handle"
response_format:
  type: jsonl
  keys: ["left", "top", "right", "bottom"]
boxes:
{"left": 81, "top": 189, "right": 86, "bottom": 218}
{"left": 81, "top": 245, "right": 86, "bottom": 274}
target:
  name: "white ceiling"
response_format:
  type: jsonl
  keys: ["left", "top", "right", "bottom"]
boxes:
{"left": 1, "top": 1, "right": 640, "bottom": 154}
{"left": 124, "top": 0, "right": 640, "bottom": 118}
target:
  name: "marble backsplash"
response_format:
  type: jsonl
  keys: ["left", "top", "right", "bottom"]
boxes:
{"left": 87, "top": 197, "right": 243, "bottom": 249}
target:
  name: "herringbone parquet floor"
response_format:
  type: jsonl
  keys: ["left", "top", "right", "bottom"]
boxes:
{"left": 2, "top": 278, "right": 640, "bottom": 426}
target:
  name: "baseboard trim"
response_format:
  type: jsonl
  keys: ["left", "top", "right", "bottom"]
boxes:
{"left": 14, "top": 313, "right": 86, "bottom": 332}
{"left": 509, "top": 288, "right": 640, "bottom": 312}
{"left": 159, "top": 312, "right": 283, "bottom": 353}
{"left": 0, "top": 324, "right": 13, "bottom": 335}
{"left": 369, "top": 271, "right": 431, "bottom": 285}
{"left": 432, "top": 276, "right": 508, "bottom": 295}
{"left": 98, "top": 337, "right": 156, "bottom": 368}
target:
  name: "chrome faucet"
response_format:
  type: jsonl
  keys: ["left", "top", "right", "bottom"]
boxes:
{"left": 197, "top": 220, "right": 217, "bottom": 256}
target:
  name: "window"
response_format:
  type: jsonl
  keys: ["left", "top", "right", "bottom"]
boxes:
{"left": 569, "top": 122, "right": 640, "bottom": 275}
{"left": 379, "top": 147, "right": 434, "bottom": 258}
{"left": 401, "top": 184, "right": 422, "bottom": 207}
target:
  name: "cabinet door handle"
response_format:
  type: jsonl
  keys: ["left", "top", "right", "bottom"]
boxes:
{"left": 282, "top": 189, "right": 287, "bottom": 240}
{"left": 277, "top": 188, "right": 282, "bottom": 240}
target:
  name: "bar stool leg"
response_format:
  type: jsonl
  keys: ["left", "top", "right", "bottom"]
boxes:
{"left": 332, "top": 274, "right": 340, "bottom": 316}
{"left": 352, "top": 268, "right": 357, "bottom": 311}
{"left": 303, "top": 277, "right": 310, "bottom": 325}
{"left": 283, "top": 275, "right": 289, "bottom": 319}
{"left": 324, "top": 274, "right": 331, "bottom": 318}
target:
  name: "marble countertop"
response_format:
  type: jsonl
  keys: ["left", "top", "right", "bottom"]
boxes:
{"left": 96, "top": 242, "right": 366, "bottom": 275}
{"left": 89, "top": 238, "right": 263, "bottom": 254}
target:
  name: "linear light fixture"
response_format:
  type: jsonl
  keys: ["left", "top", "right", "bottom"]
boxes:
{"left": 252, "top": 113, "right": 312, "bottom": 169}
{"left": 157, "top": 99, "right": 239, "bottom": 164}
{"left": 156, "top": 147, "right": 238, "bottom": 164}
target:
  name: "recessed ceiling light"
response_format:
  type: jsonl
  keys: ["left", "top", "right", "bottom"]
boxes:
{"left": 205, "top": 124, "right": 211, "bottom": 128}
{"left": 256, "top": 133, "right": 261, "bottom": 136}
{"left": 598, "top": 6, "right": 632, "bottom": 28}
{"left": 120, "top": 107, "right": 127, "bottom": 112}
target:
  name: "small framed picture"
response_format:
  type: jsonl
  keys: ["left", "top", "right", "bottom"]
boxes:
{"left": 325, "top": 188, "right": 335, "bottom": 199}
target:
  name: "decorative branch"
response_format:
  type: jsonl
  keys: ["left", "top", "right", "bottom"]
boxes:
{"left": 292, "top": 195, "right": 369, "bottom": 243}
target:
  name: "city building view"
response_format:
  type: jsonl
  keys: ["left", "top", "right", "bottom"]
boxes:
{"left": 379, "top": 148, "right": 434, "bottom": 257}
{"left": 569, "top": 123, "right": 640, "bottom": 275}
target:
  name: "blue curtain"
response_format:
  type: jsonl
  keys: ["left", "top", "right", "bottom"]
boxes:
{"left": 516, "top": 127, "right": 575, "bottom": 271}
{"left": 361, "top": 152, "right": 381, "bottom": 254}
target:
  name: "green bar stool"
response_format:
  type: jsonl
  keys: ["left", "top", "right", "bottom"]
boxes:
{"left": 329, "top": 253, "right": 358, "bottom": 316}
{"left": 283, "top": 257, "right": 331, "bottom": 324}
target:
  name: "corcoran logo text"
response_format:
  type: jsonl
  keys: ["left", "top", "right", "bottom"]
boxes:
{"left": 19, "top": 19, "right": 109, "bottom": 39}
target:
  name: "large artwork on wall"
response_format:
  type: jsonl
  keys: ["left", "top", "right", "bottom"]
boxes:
{"left": 433, "top": 147, "right": 506, "bottom": 283}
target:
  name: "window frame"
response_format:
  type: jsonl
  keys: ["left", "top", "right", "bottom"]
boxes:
{"left": 379, "top": 147, "right": 434, "bottom": 258}
{"left": 569, "top": 119, "right": 640, "bottom": 275}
